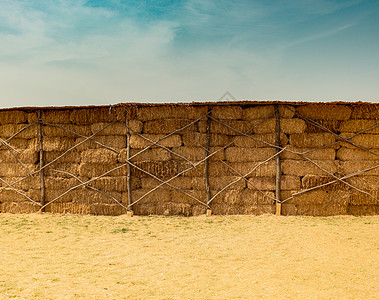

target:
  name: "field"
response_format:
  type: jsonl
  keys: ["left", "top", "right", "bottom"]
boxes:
{"left": 0, "top": 214, "right": 378, "bottom": 299}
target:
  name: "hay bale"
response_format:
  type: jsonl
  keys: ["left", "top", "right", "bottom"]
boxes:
{"left": 234, "top": 133, "right": 288, "bottom": 148}
{"left": 339, "top": 133, "right": 379, "bottom": 149}
{"left": 75, "top": 135, "right": 126, "bottom": 150}
{"left": 281, "top": 146, "right": 336, "bottom": 160}
{"left": 285, "top": 190, "right": 350, "bottom": 206}
{"left": 0, "top": 124, "right": 37, "bottom": 139}
{"left": 198, "top": 120, "right": 252, "bottom": 135}
{"left": 225, "top": 148, "right": 276, "bottom": 163}
{"left": 0, "top": 189, "right": 31, "bottom": 203}
{"left": 247, "top": 176, "right": 300, "bottom": 191}
{"left": 192, "top": 205, "right": 207, "bottom": 216}
{"left": 0, "top": 201, "right": 40, "bottom": 213}
{"left": 341, "top": 161, "right": 379, "bottom": 176}
{"left": 70, "top": 107, "right": 119, "bottom": 125}
{"left": 222, "top": 161, "right": 276, "bottom": 177}
{"left": 3, "top": 176, "right": 41, "bottom": 191}
{"left": 350, "top": 104, "right": 379, "bottom": 120}
{"left": 81, "top": 149, "right": 118, "bottom": 164}
{"left": 45, "top": 178, "right": 78, "bottom": 190}
{"left": 45, "top": 189, "right": 75, "bottom": 203}
{"left": 132, "top": 188, "right": 172, "bottom": 204}
{"left": 211, "top": 190, "right": 274, "bottom": 206}
{"left": 132, "top": 160, "right": 183, "bottom": 179}
{"left": 6, "top": 138, "right": 33, "bottom": 150}
{"left": 43, "top": 137, "right": 76, "bottom": 152}
{"left": 0, "top": 110, "right": 27, "bottom": 125}
{"left": 0, "top": 149, "right": 38, "bottom": 164}
{"left": 0, "top": 163, "right": 37, "bottom": 177}
{"left": 45, "top": 163, "right": 80, "bottom": 177}
{"left": 130, "top": 134, "right": 182, "bottom": 149}
{"left": 340, "top": 120, "right": 379, "bottom": 134}
{"left": 89, "top": 176, "right": 141, "bottom": 192}
{"left": 282, "top": 160, "right": 338, "bottom": 176}
{"left": 243, "top": 105, "right": 295, "bottom": 120}
{"left": 132, "top": 202, "right": 157, "bottom": 215}
{"left": 44, "top": 203, "right": 90, "bottom": 214}
{"left": 44, "top": 151, "right": 81, "bottom": 164}
{"left": 90, "top": 123, "right": 127, "bottom": 136}
{"left": 349, "top": 190, "right": 379, "bottom": 205}
{"left": 171, "top": 146, "right": 225, "bottom": 162}
{"left": 43, "top": 124, "right": 91, "bottom": 137}
{"left": 301, "top": 175, "right": 345, "bottom": 190}
{"left": 88, "top": 203, "right": 126, "bottom": 216}
{"left": 128, "top": 120, "right": 143, "bottom": 133}
{"left": 347, "top": 205, "right": 379, "bottom": 216}
{"left": 289, "top": 133, "right": 336, "bottom": 148}
{"left": 141, "top": 176, "right": 193, "bottom": 191}
{"left": 203, "top": 176, "right": 246, "bottom": 191}
{"left": 42, "top": 110, "right": 72, "bottom": 124}
{"left": 296, "top": 104, "right": 352, "bottom": 120}
{"left": 170, "top": 189, "right": 207, "bottom": 206}
{"left": 336, "top": 148, "right": 378, "bottom": 160}
{"left": 27, "top": 112, "right": 38, "bottom": 124}
{"left": 305, "top": 119, "right": 341, "bottom": 133}
{"left": 73, "top": 189, "right": 123, "bottom": 205}
{"left": 240, "top": 205, "right": 275, "bottom": 215}
{"left": 253, "top": 119, "right": 306, "bottom": 134}
{"left": 119, "top": 148, "right": 171, "bottom": 162}
{"left": 136, "top": 106, "right": 208, "bottom": 121}
{"left": 296, "top": 204, "right": 348, "bottom": 216}
{"left": 182, "top": 133, "right": 231, "bottom": 147}
{"left": 78, "top": 163, "right": 126, "bottom": 178}
{"left": 347, "top": 175, "right": 379, "bottom": 189}
{"left": 143, "top": 119, "right": 197, "bottom": 134}
{"left": 212, "top": 106, "right": 242, "bottom": 120}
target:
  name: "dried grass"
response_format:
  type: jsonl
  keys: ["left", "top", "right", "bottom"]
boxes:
{"left": 199, "top": 120, "right": 252, "bottom": 135}
{"left": 289, "top": 133, "right": 336, "bottom": 148}
{"left": 282, "top": 160, "right": 338, "bottom": 176}
{"left": 70, "top": 107, "right": 119, "bottom": 125}
{"left": 132, "top": 160, "right": 183, "bottom": 179}
{"left": 90, "top": 123, "right": 127, "bottom": 136}
{"left": 305, "top": 119, "right": 341, "bottom": 133}
{"left": 130, "top": 134, "right": 182, "bottom": 149}
{"left": 0, "top": 163, "right": 37, "bottom": 177}
{"left": 301, "top": 174, "right": 345, "bottom": 190}
{"left": 43, "top": 124, "right": 91, "bottom": 137}
{"left": 336, "top": 148, "right": 378, "bottom": 160}
{"left": 349, "top": 190, "right": 379, "bottom": 205}
{"left": 81, "top": 149, "right": 118, "bottom": 164}
{"left": 76, "top": 135, "right": 126, "bottom": 150}
{"left": 0, "top": 110, "right": 27, "bottom": 125}
{"left": 284, "top": 190, "right": 350, "bottom": 206}
{"left": 233, "top": 133, "right": 288, "bottom": 148}
{"left": 0, "top": 201, "right": 40, "bottom": 213}
{"left": 143, "top": 119, "right": 198, "bottom": 134}
{"left": 296, "top": 104, "right": 352, "bottom": 120}
{"left": 44, "top": 151, "right": 81, "bottom": 164}
{"left": 253, "top": 119, "right": 307, "bottom": 134}
{"left": 281, "top": 146, "right": 336, "bottom": 160}
{"left": 136, "top": 106, "right": 208, "bottom": 121}
{"left": 78, "top": 163, "right": 126, "bottom": 178}
{"left": 340, "top": 120, "right": 379, "bottom": 134}
{"left": 347, "top": 204, "right": 379, "bottom": 215}
{"left": 242, "top": 105, "right": 294, "bottom": 120}
{"left": 119, "top": 148, "right": 171, "bottom": 162}
{"left": 350, "top": 104, "right": 379, "bottom": 119}
{"left": 43, "top": 137, "right": 76, "bottom": 152}
{"left": 282, "top": 203, "right": 348, "bottom": 216}
{"left": 42, "top": 110, "right": 72, "bottom": 124}
{"left": 44, "top": 202, "right": 90, "bottom": 214}
{"left": 171, "top": 146, "right": 224, "bottom": 161}
{"left": 341, "top": 161, "right": 379, "bottom": 176}
{"left": 5, "top": 138, "right": 35, "bottom": 150}
{"left": 182, "top": 133, "right": 231, "bottom": 147}
{"left": 212, "top": 106, "right": 243, "bottom": 120}
{"left": 45, "top": 163, "right": 80, "bottom": 177}
{"left": 248, "top": 175, "right": 300, "bottom": 191}
{"left": 0, "top": 124, "right": 37, "bottom": 139}
{"left": 339, "top": 133, "right": 379, "bottom": 149}
{"left": 0, "top": 149, "right": 38, "bottom": 164}
{"left": 225, "top": 147, "right": 276, "bottom": 163}
{"left": 87, "top": 176, "right": 141, "bottom": 192}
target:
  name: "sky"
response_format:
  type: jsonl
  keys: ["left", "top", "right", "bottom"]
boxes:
{"left": 0, "top": 0, "right": 378, "bottom": 108}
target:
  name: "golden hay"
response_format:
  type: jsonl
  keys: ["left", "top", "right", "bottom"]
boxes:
{"left": 70, "top": 107, "right": 119, "bottom": 125}
{"left": 45, "top": 163, "right": 80, "bottom": 177}
{"left": 1, "top": 176, "right": 41, "bottom": 191}
{"left": 81, "top": 148, "right": 118, "bottom": 164}
{"left": 225, "top": 147, "right": 276, "bottom": 163}
{"left": 347, "top": 204, "right": 379, "bottom": 216}
{"left": 75, "top": 135, "right": 126, "bottom": 150}
{"left": 233, "top": 133, "right": 288, "bottom": 148}
{"left": 43, "top": 124, "right": 91, "bottom": 137}
{"left": 281, "top": 146, "right": 336, "bottom": 160}
{"left": 141, "top": 176, "right": 193, "bottom": 190}
{"left": 341, "top": 161, "right": 379, "bottom": 176}
{"left": 132, "top": 160, "right": 183, "bottom": 179}
{"left": 87, "top": 176, "right": 141, "bottom": 192}
{"left": 242, "top": 105, "right": 295, "bottom": 120}
{"left": 0, "top": 110, "right": 27, "bottom": 125}
{"left": 44, "top": 202, "right": 90, "bottom": 214}
{"left": 191, "top": 204, "right": 207, "bottom": 215}
{"left": 284, "top": 190, "right": 350, "bottom": 206}
{"left": 211, "top": 106, "right": 243, "bottom": 120}
{"left": 42, "top": 110, "right": 72, "bottom": 124}
{"left": 198, "top": 120, "right": 252, "bottom": 135}
{"left": 45, "top": 189, "right": 76, "bottom": 203}
{"left": 5, "top": 138, "right": 35, "bottom": 151}
{"left": 44, "top": 150, "right": 81, "bottom": 164}
{"left": 78, "top": 163, "right": 127, "bottom": 178}
{"left": 73, "top": 189, "right": 123, "bottom": 205}
{"left": 301, "top": 174, "right": 345, "bottom": 190}
{"left": 281, "top": 160, "right": 338, "bottom": 176}
{"left": 0, "top": 163, "right": 37, "bottom": 177}
{"left": 208, "top": 161, "right": 276, "bottom": 178}
{"left": 90, "top": 122, "right": 127, "bottom": 136}
{"left": 339, "top": 133, "right": 379, "bottom": 149}
{"left": 171, "top": 146, "right": 224, "bottom": 161}
{"left": 27, "top": 112, "right": 38, "bottom": 124}
{"left": 130, "top": 134, "right": 182, "bottom": 149}
{"left": 210, "top": 203, "right": 275, "bottom": 215}
{"left": 347, "top": 175, "right": 379, "bottom": 189}
{"left": 0, "top": 201, "right": 40, "bottom": 213}
{"left": 132, "top": 188, "right": 172, "bottom": 204}
{"left": 202, "top": 175, "right": 246, "bottom": 191}
{"left": 248, "top": 175, "right": 301, "bottom": 191}
{"left": 305, "top": 119, "right": 341, "bottom": 133}
{"left": 45, "top": 178, "right": 79, "bottom": 190}
{"left": 0, "top": 149, "right": 38, "bottom": 164}
{"left": 0, "top": 189, "right": 32, "bottom": 203}
{"left": 349, "top": 190, "right": 379, "bottom": 206}
{"left": 296, "top": 104, "right": 352, "bottom": 120}
{"left": 119, "top": 148, "right": 171, "bottom": 162}
{"left": 43, "top": 137, "right": 76, "bottom": 152}
{"left": 182, "top": 133, "right": 231, "bottom": 147}
{"left": 143, "top": 119, "right": 198, "bottom": 134}
{"left": 340, "top": 120, "right": 379, "bottom": 134}
{"left": 289, "top": 133, "right": 336, "bottom": 148}
{"left": 88, "top": 203, "right": 126, "bottom": 216}
{"left": 336, "top": 148, "right": 378, "bottom": 160}
{"left": 252, "top": 119, "right": 307, "bottom": 134}
{"left": 136, "top": 106, "right": 208, "bottom": 121}
{"left": 282, "top": 203, "right": 348, "bottom": 216}
{"left": 350, "top": 104, "right": 379, "bottom": 120}
{"left": 0, "top": 124, "right": 37, "bottom": 139}
{"left": 132, "top": 202, "right": 157, "bottom": 215}
{"left": 128, "top": 119, "right": 144, "bottom": 133}
{"left": 219, "top": 189, "right": 275, "bottom": 206}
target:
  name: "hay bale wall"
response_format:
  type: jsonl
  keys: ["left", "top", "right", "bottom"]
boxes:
{"left": 0, "top": 102, "right": 377, "bottom": 216}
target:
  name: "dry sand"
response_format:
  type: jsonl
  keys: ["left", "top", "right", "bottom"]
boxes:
{"left": 0, "top": 214, "right": 378, "bottom": 299}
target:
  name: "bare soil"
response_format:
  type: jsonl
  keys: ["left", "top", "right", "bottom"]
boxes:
{"left": 0, "top": 214, "right": 378, "bottom": 299}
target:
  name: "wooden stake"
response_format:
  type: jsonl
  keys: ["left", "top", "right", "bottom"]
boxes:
{"left": 38, "top": 111, "right": 45, "bottom": 212}
{"left": 205, "top": 107, "right": 212, "bottom": 211}
{"left": 206, "top": 209, "right": 212, "bottom": 217}
{"left": 126, "top": 109, "right": 133, "bottom": 216}
{"left": 274, "top": 104, "right": 282, "bottom": 216}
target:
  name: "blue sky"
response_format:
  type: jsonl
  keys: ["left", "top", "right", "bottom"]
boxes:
{"left": 0, "top": 0, "right": 378, "bottom": 107}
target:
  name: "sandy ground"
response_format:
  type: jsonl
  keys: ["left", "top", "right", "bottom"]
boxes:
{"left": 0, "top": 213, "right": 378, "bottom": 300}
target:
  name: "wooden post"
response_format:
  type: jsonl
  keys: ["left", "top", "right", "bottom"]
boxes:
{"left": 38, "top": 111, "right": 45, "bottom": 212}
{"left": 274, "top": 104, "right": 282, "bottom": 216}
{"left": 205, "top": 107, "right": 212, "bottom": 216}
{"left": 126, "top": 110, "right": 133, "bottom": 217}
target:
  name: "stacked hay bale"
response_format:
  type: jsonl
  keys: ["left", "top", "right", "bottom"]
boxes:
{"left": 0, "top": 110, "right": 40, "bottom": 213}
{"left": 281, "top": 103, "right": 379, "bottom": 216}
